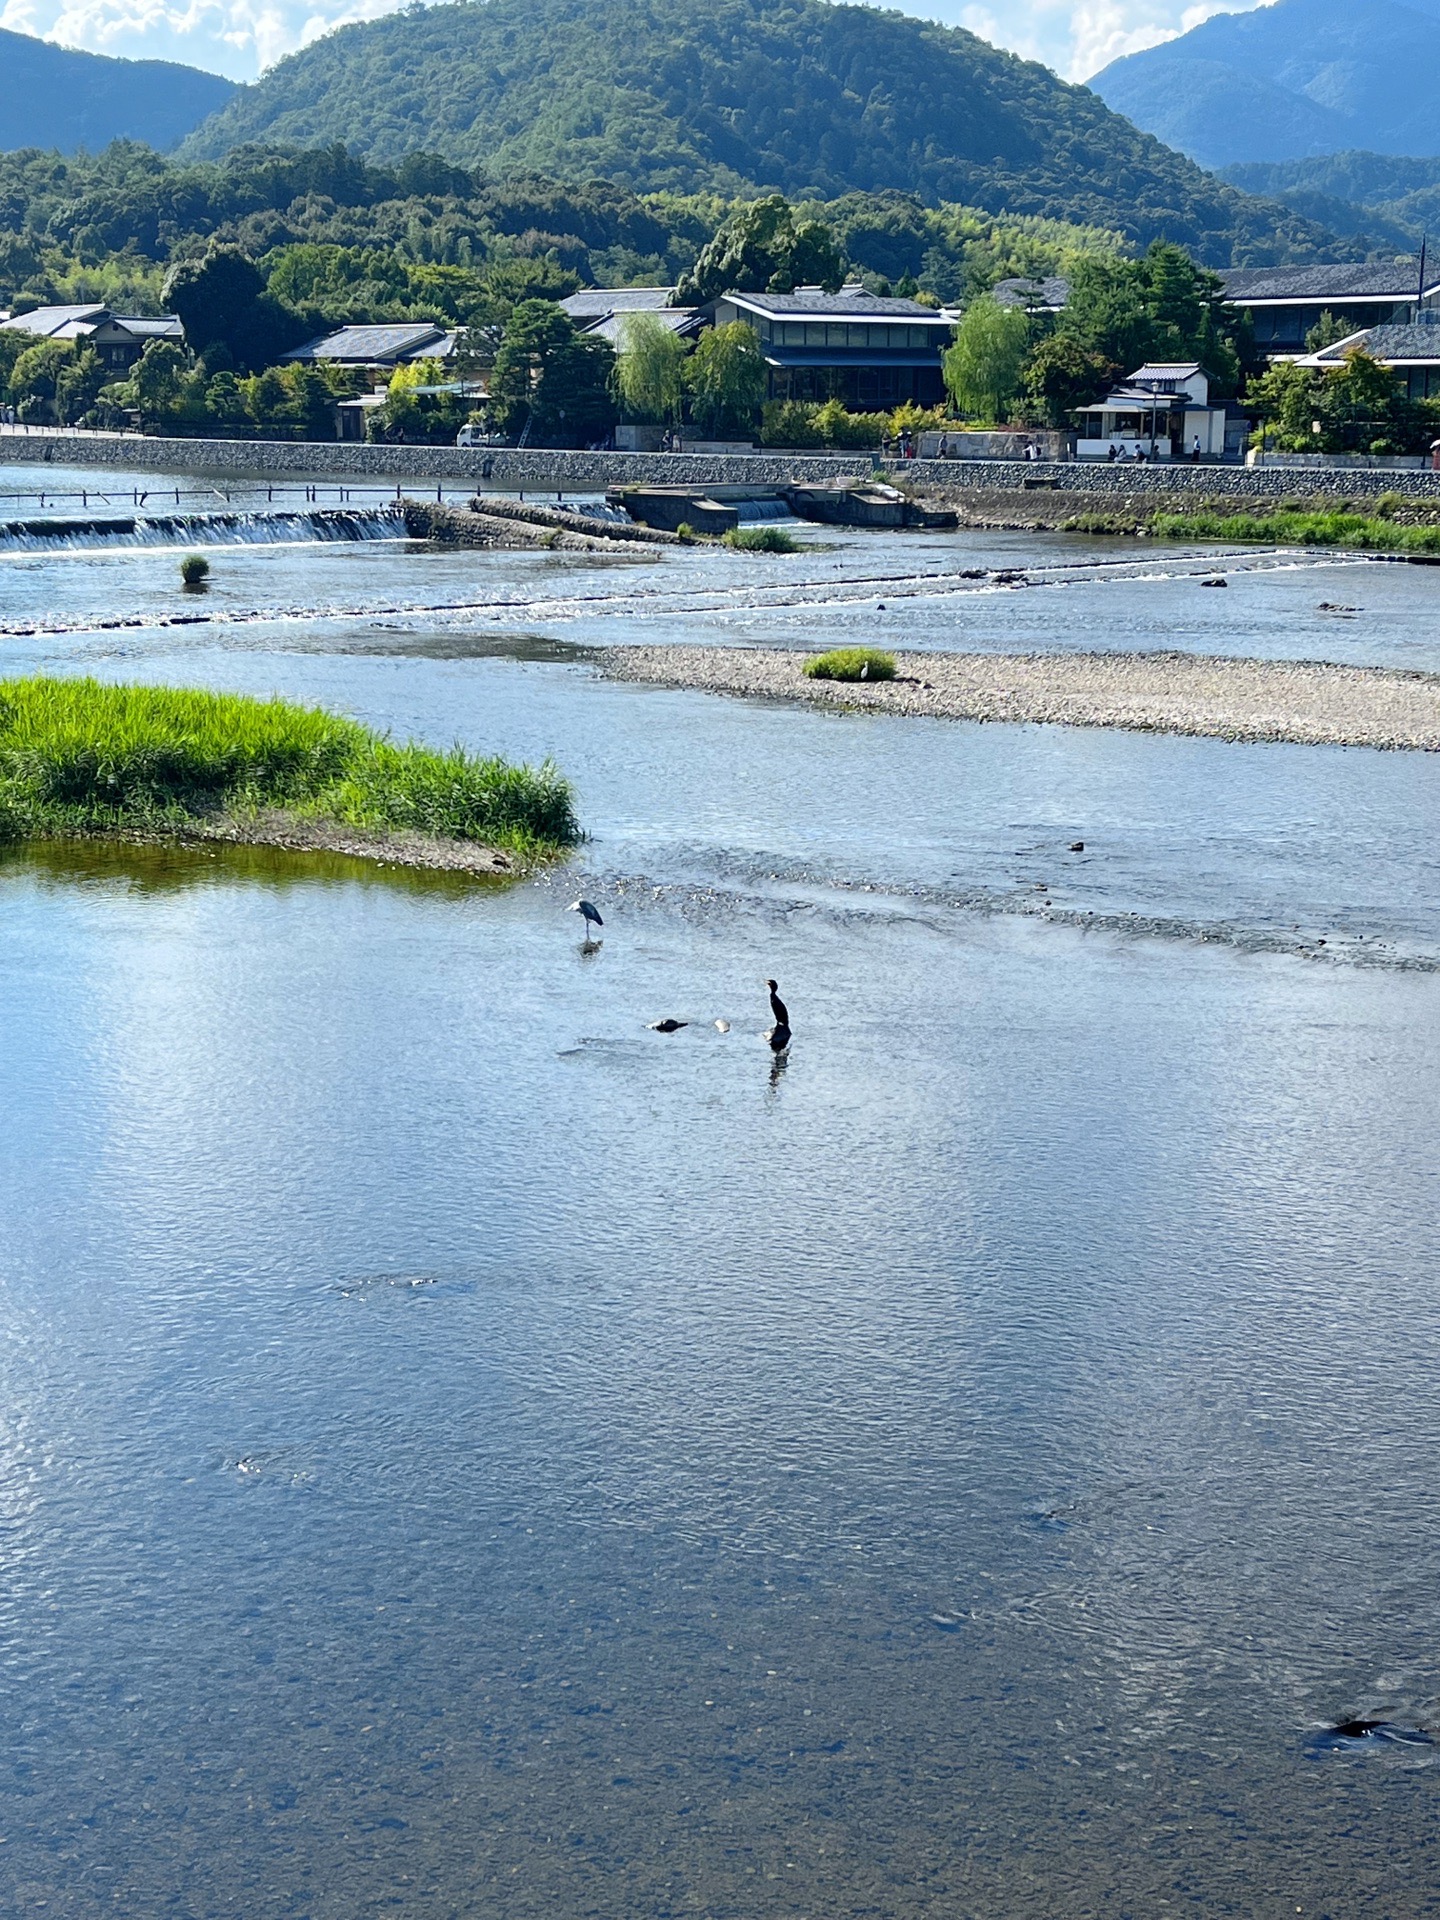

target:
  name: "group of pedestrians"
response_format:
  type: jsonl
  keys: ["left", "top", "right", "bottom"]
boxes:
{"left": 1106, "top": 436, "right": 1205, "bottom": 463}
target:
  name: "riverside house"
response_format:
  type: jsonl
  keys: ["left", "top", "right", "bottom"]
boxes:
{"left": 1220, "top": 260, "right": 1440, "bottom": 358}
{"left": 560, "top": 287, "right": 702, "bottom": 346}
{"left": 709, "top": 284, "right": 953, "bottom": 410}
{"left": 285, "top": 321, "right": 457, "bottom": 369}
{"left": 1294, "top": 308, "right": 1440, "bottom": 401}
{"left": 0, "top": 304, "right": 183, "bottom": 372}
{"left": 1075, "top": 362, "right": 1242, "bottom": 460}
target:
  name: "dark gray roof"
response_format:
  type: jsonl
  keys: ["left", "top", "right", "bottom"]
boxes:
{"left": 108, "top": 314, "right": 183, "bottom": 338}
{"left": 561, "top": 287, "right": 677, "bottom": 318}
{"left": 724, "top": 287, "right": 950, "bottom": 321}
{"left": 1311, "top": 319, "right": 1440, "bottom": 363}
{"left": 581, "top": 308, "right": 699, "bottom": 345}
{"left": 1222, "top": 261, "right": 1440, "bottom": 304}
{"left": 992, "top": 275, "right": 1070, "bottom": 310}
{"left": 286, "top": 322, "right": 446, "bottom": 363}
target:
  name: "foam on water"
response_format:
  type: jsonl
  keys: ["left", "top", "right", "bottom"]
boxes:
{"left": 0, "top": 503, "right": 409, "bottom": 554}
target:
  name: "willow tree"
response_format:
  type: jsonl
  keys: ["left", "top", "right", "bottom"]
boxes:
{"left": 683, "top": 321, "right": 766, "bottom": 438}
{"left": 613, "top": 312, "right": 686, "bottom": 424}
{"left": 942, "top": 296, "right": 1029, "bottom": 424}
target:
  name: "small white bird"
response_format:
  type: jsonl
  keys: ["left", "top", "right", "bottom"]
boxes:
{"left": 568, "top": 899, "right": 604, "bottom": 938}
{"left": 714, "top": 1019, "right": 730, "bottom": 1033}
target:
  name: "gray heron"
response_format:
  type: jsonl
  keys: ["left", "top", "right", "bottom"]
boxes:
{"left": 568, "top": 899, "right": 604, "bottom": 939}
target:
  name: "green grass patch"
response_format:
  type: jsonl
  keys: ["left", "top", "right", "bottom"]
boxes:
{"left": 0, "top": 677, "right": 578, "bottom": 856}
{"left": 722, "top": 524, "right": 800, "bottom": 552}
{"left": 1149, "top": 509, "right": 1440, "bottom": 554}
{"left": 802, "top": 647, "right": 897, "bottom": 682}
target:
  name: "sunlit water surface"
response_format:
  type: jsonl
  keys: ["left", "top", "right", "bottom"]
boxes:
{"left": 1, "top": 463, "right": 1438, "bottom": 1918}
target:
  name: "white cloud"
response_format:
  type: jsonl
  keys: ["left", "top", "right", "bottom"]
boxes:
{"left": 8, "top": 0, "right": 1262, "bottom": 88}
{"left": 920, "top": 0, "right": 1258, "bottom": 78}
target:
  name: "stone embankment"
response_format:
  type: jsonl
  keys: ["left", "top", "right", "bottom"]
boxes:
{"left": 7, "top": 426, "right": 1440, "bottom": 505}
{"left": 603, "top": 646, "right": 1440, "bottom": 753}
{"left": 401, "top": 497, "right": 677, "bottom": 549}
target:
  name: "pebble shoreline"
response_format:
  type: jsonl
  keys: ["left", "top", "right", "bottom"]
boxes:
{"left": 601, "top": 645, "right": 1440, "bottom": 752}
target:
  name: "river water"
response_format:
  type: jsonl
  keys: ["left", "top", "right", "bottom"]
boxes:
{"left": 1, "top": 461, "right": 1438, "bottom": 1918}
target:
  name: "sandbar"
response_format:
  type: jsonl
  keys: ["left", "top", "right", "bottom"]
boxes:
{"left": 601, "top": 645, "right": 1440, "bottom": 752}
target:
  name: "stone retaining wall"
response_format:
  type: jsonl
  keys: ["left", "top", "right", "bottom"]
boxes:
{"left": 6, "top": 429, "right": 1440, "bottom": 502}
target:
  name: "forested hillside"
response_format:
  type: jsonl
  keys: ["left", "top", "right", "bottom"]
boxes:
{"left": 0, "top": 28, "right": 234, "bottom": 155}
{"left": 0, "top": 141, "right": 1125, "bottom": 316}
{"left": 176, "top": 0, "right": 1335, "bottom": 265}
{"left": 1221, "top": 153, "right": 1440, "bottom": 250}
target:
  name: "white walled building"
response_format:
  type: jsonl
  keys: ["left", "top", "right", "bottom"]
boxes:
{"left": 1075, "top": 362, "right": 1237, "bottom": 461}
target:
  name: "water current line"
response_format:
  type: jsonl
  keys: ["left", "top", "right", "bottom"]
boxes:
{"left": 548, "top": 867, "right": 1440, "bottom": 974}
{"left": 0, "top": 549, "right": 1378, "bottom": 642}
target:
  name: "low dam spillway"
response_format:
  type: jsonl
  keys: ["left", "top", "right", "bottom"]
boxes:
{"left": 0, "top": 503, "right": 410, "bottom": 554}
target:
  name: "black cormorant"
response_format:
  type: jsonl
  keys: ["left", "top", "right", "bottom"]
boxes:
{"left": 765, "top": 979, "right": 791, "bottom": 1053}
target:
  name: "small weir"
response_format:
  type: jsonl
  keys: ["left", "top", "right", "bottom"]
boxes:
{"left": 0, "top": 504, "right": 410, "bottom": 555}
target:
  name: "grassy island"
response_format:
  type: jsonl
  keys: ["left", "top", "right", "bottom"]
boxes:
{"left": 1057, "top": 504, "right": 1440, "bottom": 554}
{"left": 1149, "top": 508, "right": 1440, "bottom": 553}
{"left": 0, "top": 678, "right": 578, "bottom": 867}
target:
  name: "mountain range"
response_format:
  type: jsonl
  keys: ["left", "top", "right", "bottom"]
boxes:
{"left": 1220, "top": 152, "right": 1440, "bottom": 250}
{"left": 1090, "top": 0, "right": 1440, "bottom": 169}
{"left": 0, "top": 27, "right": 235, "bottom": 154}
{"left": 174, "top": 0, "right": 1332, "bottom": 263}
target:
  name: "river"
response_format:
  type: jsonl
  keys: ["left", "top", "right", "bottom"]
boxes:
{"left": 1, "top": 459, "right": 1438, "bottom": 1918}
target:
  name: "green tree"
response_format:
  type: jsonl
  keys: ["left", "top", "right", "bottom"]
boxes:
{"left": 683, "top": 320, "right": 766, "bottom": 437}
{"left": 164, "top": 247, "right": 264, "bottom": 349}
{"left": 163, "top": 246, "right": 305, "bottom": 373}
{"left": 1305, "top": 310, "right": 1355, "bottom": 351}
{"left": 242, "top": 366, "right": 295, "bottom": 431}
{"left": 490, "top": 299, "right": 616, "bottom": 445}
{"left": 1246, "top": 349, "right": 1433, "bottom": 454}
{"left": 286, "top": 363, "right": 339, "bottom": 439}
{"left": 204, "top": 369, "right": 249, "bottom": 426}
{"left": 1318, "top": 349, "right": 1429, "bottom": 453}
{"left": 54, "top": 347, "right": 107, "bottom": 425}
{"left": 8, "top": 339, "right": 75, "bottom": 424}
{"left": 677, "top": 197, "right": 845, "bottom": 304}
{"left": 613, "top": 311, "right": 686, "bottom": 423}
{"left": 942, "top": 296, "right": 1027, "bottom": 421}
{"left": 1021, "top": 333, "right": 1118, "bottom": 425}
{"left": 131, "top": 339, "right": 189, "bottom": 423}
{"left": 1245, "top": 358, "right": 1321, "bottom": 450}
{"left": 1044, "top": 243, "right": 1244, "bottom": 396}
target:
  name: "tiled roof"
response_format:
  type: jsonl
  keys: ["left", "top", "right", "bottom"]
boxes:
{"left": 0, "top": 303, "right": 108, "bottom": 335}
{"left": 724, "top": 287, "right": 950, "bottom": 320}
{"left": 561, "top": 287, "right": 678, "bottom": 318}
{"left": 1221, "top": 261, "right": 1440, "bottom": 303}
{"left": 1310, "top": 319, "right": 1440, "bottom": 363}
{"left": 111, "top": 314, "right": 183, "bottom": 337}
{"left": 580, "top": 308, "right": 699, "bottom": 344}
{"left": 287, "top": 322, "right": 446, "bottom": 362}
{"left": 992, "top": 275, "right": 1070, "bottom": 310}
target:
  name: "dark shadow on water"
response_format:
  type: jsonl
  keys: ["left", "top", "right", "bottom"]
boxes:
{"left": 0, "top": 836, "right": 516, "bottom": 899}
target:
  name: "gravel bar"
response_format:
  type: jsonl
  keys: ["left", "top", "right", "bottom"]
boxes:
{"left": 601, "top": 645, "right": 1440, "bottom": 751}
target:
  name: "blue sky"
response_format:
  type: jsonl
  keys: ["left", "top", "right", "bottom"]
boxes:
{"left": 0, "top": 0, "right": 1253, "bottom": 86}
